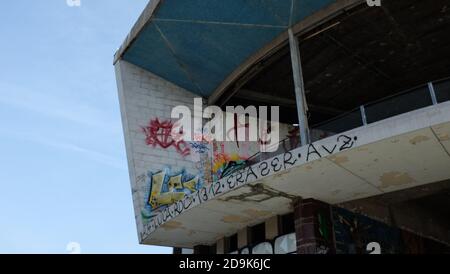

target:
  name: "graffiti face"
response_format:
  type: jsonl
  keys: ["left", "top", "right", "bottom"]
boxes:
{"left": 142, "top": 168, "right": 202, "bottom": 219}
{"left": 142, "top": 119, "right": 191, "bottom": 157}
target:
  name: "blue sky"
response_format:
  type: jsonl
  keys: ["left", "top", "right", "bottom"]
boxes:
{"left": 0, "top": 0, "right": 171, "bottom": 254}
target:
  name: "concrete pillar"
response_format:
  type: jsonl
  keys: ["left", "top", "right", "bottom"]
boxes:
{"left": 294, "top": 198, "right": 335, "bottom": 254}
{"left": 289, "top": 28, "right": 310, "bottom": 146}
{"left": 237, "top": 228, "right": 250, "bottom": 249}
{"left": 216, "top": 238, "right": 225, "bottom": 254}
{"left": 265, "top": 216, "right": 279, "bottom": 240}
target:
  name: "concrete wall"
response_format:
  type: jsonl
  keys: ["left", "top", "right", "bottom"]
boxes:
{"left": 115, "top": 60, "right": 294, "bottom": 243}
{"left": 115, "top": 60, "right": 208, "bottom": 242}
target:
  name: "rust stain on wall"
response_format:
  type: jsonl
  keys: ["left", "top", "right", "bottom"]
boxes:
{"left": 409, "top": 135, "right": 430, "bottom": 145}
{"left": 379, "top": 171, "right": 415, "bottom": 189}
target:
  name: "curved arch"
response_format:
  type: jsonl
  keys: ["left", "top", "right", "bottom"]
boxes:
{"left": 208, "top": 0, "right": 364, "bottom": 104}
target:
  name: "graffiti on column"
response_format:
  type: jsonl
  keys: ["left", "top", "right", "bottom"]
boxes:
{"left": 142, "top": 118, "right": 191, "bottom": 157}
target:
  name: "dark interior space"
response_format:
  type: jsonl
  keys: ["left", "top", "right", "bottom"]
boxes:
{"left": 220, "top": 0, "right": 450, "bottom": 126}
{"left": 225, "top": 233, "right": 238, "bottom": 253}
{"left": 339, "top": 180, "right": 450, "bottom": 247}
{"left": 250, "top": 223, "right": 266, "bottom": 245}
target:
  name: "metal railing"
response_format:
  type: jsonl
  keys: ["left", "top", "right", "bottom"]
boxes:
{"left": 243, "top": 76, "right": 450, "bottom": 169}
{"left": 310, "top": 76, "right": 450, "bottom": 140}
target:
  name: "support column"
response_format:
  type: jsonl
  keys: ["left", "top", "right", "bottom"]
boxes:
{"left": 289, "top": 28, "right": 310, "bottom": 146}
{"left": 216, "top": 238, "right": 225, "bottom": 254}
{"left": 265, "top": 216, "right": 280, "bottom": 240}
{"left": 237, "top": 228, "right": 250, "bottom": 250}
{"left": 294, "top": 198, "right": 335, "bottom": 254}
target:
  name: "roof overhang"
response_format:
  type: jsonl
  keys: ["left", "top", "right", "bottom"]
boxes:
{"left": 114, "top": 0, "right": 363, "bottom": 98}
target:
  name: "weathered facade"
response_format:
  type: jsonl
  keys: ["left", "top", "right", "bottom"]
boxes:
{"left": 115, "top": 0, "right": 450, "bottom": 254}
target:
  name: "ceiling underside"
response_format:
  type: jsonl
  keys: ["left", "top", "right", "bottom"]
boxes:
{"left": 226, "top": 0, "right": 450, "bottom": 124}
{"left": 120, "top": 0, "right": 336, "bottom": 97}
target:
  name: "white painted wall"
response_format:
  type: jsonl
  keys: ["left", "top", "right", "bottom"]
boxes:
{"left": 115, "top": 60, "right": 204, "bottom": 242}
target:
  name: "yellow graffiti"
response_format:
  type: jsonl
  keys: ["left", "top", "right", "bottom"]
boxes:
{"left": 147, "top": 170, "right": 199, "bottom": 209}
{"left": 212, "top": 153, "right": 245, "bottom": 173}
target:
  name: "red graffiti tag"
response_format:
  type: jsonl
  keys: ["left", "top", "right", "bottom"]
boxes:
{"left": 142, "top": 119, "right": 190, "bottom": 157}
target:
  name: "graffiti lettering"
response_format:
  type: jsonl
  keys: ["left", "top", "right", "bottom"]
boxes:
{"left": 338, "top": 135, "right": 357, "bottom": 151}
{"left": 245, "top": 166, "right": 258, "bottom": 182}
{"left": 142, "top": 119, "right": 191, "bottom": 157}
{"left": 283, "top": 152, "right": 297, "bottom": 169}
{"left": 141, "top": 168, "right": 202, "bottom": 219}
{"left": 321, "top": 144, "right": 337, "bottom": 155}
{"left": 190, "top": 142, "right": 210, "bottom": 154}
{"left": 307, "top": 144, "right": 322, "bottom": 161}
{"left": 141, "top": 134, "right": 358, "bottom": 237}
{"left": 259, "top": 161, "right": 270, "bottom": 177}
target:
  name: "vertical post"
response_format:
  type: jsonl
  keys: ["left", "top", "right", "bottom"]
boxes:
{"left": 428, "top": 82, "right": 438, "bottom": 105}
{"left": 293, "top": 198, "right": 335, "bottom": 254}
{"left": 360, "top": 105, "right": 368, "bottom": 126}
{"left": 289, "top": 28, "right": 310, "bottom": 146}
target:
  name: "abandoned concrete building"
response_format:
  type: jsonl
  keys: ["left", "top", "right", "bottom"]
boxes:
{"left": 114, "top": 0, "right": 450, "bottom": 254}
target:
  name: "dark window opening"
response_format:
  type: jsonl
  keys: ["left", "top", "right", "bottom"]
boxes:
{"left": 225, "top": 234, "right": 238, "bottom": 253}
{"left": 250, "top": 223, "right": 266, "bottom": 245}
{"left": 280, "top": 213, "right": 295, "bottom": 235}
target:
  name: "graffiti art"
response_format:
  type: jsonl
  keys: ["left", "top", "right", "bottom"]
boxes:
{"left": 142, "top": 118, "right": 191, "bottom": 157}
{"left": 141, "top": 168, "right": 203, "bottom": 219}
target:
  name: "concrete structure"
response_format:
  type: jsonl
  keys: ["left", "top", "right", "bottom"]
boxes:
{"left": 114, "top": 0, "right": 450, "bottom": 254}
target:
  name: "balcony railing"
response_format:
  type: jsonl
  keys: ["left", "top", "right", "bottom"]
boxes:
{"left": 244, "top": 76, "right": 450, "bottom": 168}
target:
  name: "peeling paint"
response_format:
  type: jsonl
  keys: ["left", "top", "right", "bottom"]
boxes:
{"left": 161, "top": 220, "right": 184, "bottom": 231}
{"left": 222, "top": 215, "right": 251, "bottom": 223}
{"left": 409, "top": 135, "right": 430, "bottom": 145}
{"left": 379, "top": 171, "right": 415, "bottom": 189}
{"left": 437, "top": 133, "right": 450, "bottom": 141}
{"left": 330, "top": 155, "right": 349, "bottom": 164}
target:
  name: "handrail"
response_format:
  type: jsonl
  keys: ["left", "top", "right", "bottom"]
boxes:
{"left": 235, "top": 76, "right": 450, "bottom": 173}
